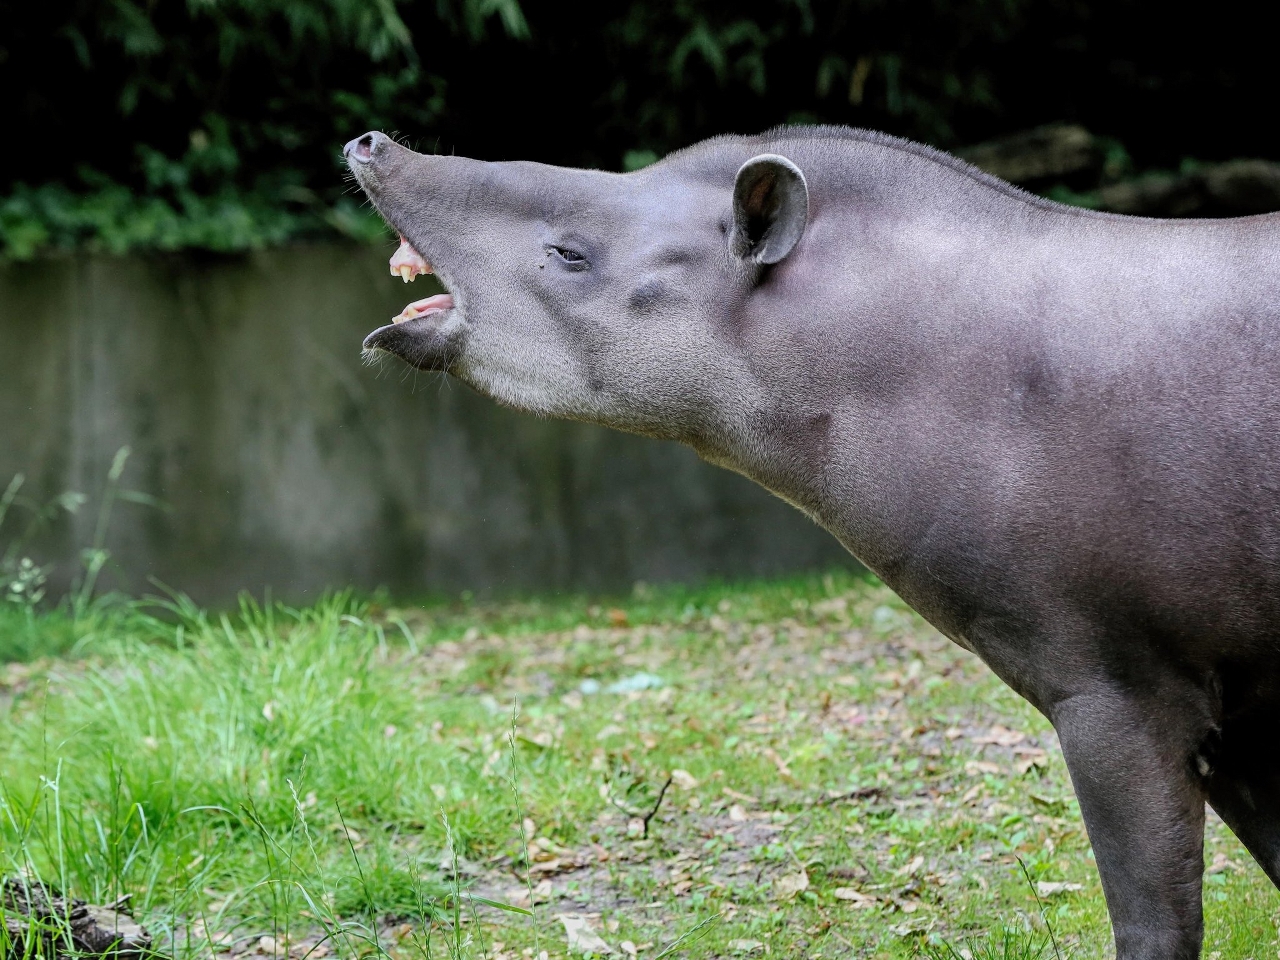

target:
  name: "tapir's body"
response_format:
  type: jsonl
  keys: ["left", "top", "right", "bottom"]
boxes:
{"left": 346, "top": 126, "right": 1280, "bottom": 959}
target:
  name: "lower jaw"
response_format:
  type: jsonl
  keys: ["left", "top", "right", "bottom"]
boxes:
{"left": 391, "top": 293, "right": 455, "bottom": 325}
{"left": 363, "top": 313, "right": 465, "bottom": 372}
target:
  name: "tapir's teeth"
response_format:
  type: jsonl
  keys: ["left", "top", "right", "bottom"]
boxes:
{"left": 390, "top": 235, "right": 431, "bottom": 281}
{"left": 389, "top": 293, "right": 455, "bottom": 326}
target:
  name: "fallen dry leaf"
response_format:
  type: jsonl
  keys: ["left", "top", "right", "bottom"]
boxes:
{"left": 894, "top": 855, "right": 924, "bottom": 877}
{"left": 965, "top": 760, "right": 1003, "bottom": 776}
{"left": 774, "top": 870, "right": 810, "bottom": 899}
{"left": 534, "top": 836, "right": 573, "bottom": 856}
{"left": 832, "top": 887, "right": 878, "bottom": 908}
{"left": 670, "top": 769, "right": 698, "bottom": 790}
{"left": 972, "top": 724, "right": 1026, "bottom": 747}
{"left": 896, "top": 855, "right": 926, "bottom": 880}
{"left": 762, "top": 747, "right": 793, "bottom": 778}
{"left": 556, "top": 913, "right": 616, "bottom": 956}
{"left": 1035, "top": 881, "right": 1084, "bottom": 897}
{"left": 506, "top": 878, "right": 554, "bottom": 907}
{"left": 1206, "top": 852, "right": 1241, "bottom": 875}
{"left": 1014, "top": 747, "right": 1049, "bottom": 774}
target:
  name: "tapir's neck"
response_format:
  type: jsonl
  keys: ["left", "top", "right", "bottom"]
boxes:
{"left": 695, "top": 150, "right": 1084, "bottom": 638}
{"left": 703, "top": 357, "right": 993, "bottom": 643}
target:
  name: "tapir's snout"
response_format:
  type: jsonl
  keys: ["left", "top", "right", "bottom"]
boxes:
{"left": 343, "top": 131, "right": 388, "bottom": 165}
{"left": 345, "top": 129, "right": 473, "bottom": 373}
{"left": 345, "top": 130, "right": 417, "bottom": 202}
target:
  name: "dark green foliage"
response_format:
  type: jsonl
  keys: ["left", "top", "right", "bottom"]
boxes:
{"left": 1, "top": 0, "right": 1275, "bottom": 257}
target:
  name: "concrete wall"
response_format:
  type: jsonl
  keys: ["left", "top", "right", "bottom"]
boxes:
{"left": 0, "top": 245, "right": 854, "bottom": 604}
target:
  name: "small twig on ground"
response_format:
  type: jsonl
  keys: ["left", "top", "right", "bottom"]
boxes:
{"left": 813, "top": 786, "right": 883, "bottom": 805}
{"left": 607, "top": 775, "right": 674, "bottom": 838}
{"left": 642, "top": 776, "right": 674, "bottom": 837}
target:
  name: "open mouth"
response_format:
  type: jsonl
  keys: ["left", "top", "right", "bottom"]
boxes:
{"left": 361, "top": 221, "right": 468, "bottom": 372}
{"left": 388, "top": 234, "right": 454, "bottom": 324}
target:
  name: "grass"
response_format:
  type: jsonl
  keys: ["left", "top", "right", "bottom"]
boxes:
{"left": 1, "top": 570, "right": 1277, "bottom": 959}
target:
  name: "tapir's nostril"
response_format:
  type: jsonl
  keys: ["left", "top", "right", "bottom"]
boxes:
{"left": 344, "top": 132, "right": 381, "bottom": 164}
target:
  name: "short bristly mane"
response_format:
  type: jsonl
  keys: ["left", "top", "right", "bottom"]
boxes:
{"left": 669, "top": 124, "right": 1119, "bottom": 220}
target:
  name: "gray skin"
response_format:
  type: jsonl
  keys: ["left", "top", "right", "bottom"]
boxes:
{"left": 345, "top": 126, "right": 1280, "bottom": 959}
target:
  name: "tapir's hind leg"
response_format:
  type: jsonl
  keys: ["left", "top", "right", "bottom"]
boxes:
{"left": 1206, "top": 718, "right": 1280, "bottom": 888}
{"left": 1052, "top": 691, "right": 1208, "bottom": 960}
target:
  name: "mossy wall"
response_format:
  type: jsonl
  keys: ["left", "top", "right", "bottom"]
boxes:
{"left": 0, "top": 245, "right": 852, "bottom": 604}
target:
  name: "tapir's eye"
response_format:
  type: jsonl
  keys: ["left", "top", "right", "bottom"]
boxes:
{"left": 549, "top": 245, "right": 589, "bottom": 269}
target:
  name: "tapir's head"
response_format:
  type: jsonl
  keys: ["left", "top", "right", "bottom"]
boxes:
{"left": 344, "top": 131, "right": 809, "bottom": 442}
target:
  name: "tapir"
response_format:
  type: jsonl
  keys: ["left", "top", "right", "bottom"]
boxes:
{"left": 344, "top": 125, "right": 1280, "bottom": 959}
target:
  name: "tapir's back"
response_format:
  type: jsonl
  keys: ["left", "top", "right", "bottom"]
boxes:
{"left": 1005, "top": 209, "right": 1280, "bottom": 640}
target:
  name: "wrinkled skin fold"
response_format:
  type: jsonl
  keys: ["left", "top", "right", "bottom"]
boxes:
{"left": 346, "top": 126, "right": 1280, "bottom": 960}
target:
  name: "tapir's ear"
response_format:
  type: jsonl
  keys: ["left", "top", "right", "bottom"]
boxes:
{"left": 730, "top": 154, "right": 809, "bottom": 265}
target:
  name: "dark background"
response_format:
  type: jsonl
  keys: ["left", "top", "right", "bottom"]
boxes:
{"left": 3, "top": 0, "right": 1278, "bottom": 606}
{"left": 2, "top": 0, "right": 1276, "bottom": 258}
